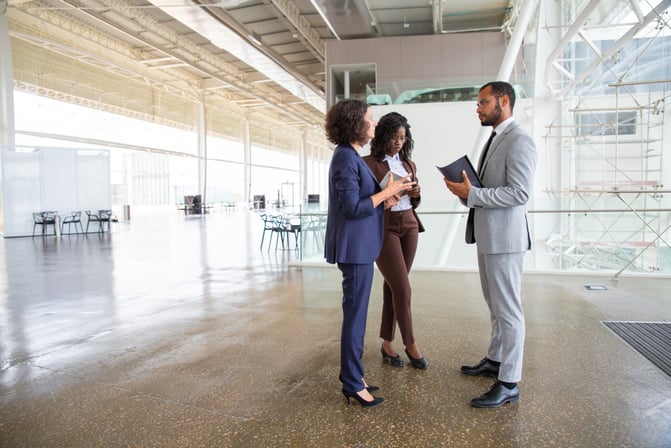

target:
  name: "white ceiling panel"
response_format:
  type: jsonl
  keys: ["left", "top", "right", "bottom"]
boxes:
{"left": 7, "top": 0, "right": 512, "bottom": 128}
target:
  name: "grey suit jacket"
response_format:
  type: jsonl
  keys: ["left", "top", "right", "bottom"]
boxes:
{"left": 466, "top": 120, "right": 536, "bottom": 254}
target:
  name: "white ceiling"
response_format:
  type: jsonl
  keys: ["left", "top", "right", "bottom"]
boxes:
{"left": 5, "top": 0, "right": 512, "bottom": 129}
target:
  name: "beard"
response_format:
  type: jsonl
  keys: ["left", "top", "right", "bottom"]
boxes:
{"left": 480, "top": 101, "right": 503, "bottom": 127}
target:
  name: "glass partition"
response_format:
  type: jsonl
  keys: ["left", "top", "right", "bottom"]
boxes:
{"left": 299, "top": 203, "right": 328, "bottom": 263}
{"left": 298, "top": 202, "right": 671, "bottom": 277}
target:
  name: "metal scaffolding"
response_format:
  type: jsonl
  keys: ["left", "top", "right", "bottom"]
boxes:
{"left": 543, "top": 0, "right": 671, "bottom": 276}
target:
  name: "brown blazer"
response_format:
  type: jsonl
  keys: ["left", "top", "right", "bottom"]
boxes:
{"left": 362, "top": 155, "right": 425, "bottom": 233}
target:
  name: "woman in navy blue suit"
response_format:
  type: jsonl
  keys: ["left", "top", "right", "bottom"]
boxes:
{"left": 324, "top": 99, "right": 414, "bottom": 408}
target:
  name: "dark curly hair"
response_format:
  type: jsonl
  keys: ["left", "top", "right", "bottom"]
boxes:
{"left": 325, "top": 99, "right": 371, "bottom": 146}
{"left": 369, "top": 112, "right": 413, "bottom": 162}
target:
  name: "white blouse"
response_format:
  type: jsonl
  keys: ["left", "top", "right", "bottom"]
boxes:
{"left": 383, "top": 153, "right": 412, "bottom": 212}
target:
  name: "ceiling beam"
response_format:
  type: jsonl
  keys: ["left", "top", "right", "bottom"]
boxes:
{"left": 264, "top": 0, "right": 324, "bottom": 60}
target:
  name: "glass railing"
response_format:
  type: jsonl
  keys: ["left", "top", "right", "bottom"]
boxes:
{"left": 298, "top": 203, "right": 328, "bottom": 263}
{"left": 298, "top": 202, "right": 671, "bottom": 277}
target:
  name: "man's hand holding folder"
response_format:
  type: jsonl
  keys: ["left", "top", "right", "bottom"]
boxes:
{"left": 436, "top": 155, "right": 481, "bottom": 187}
{"left": 438, "top": 155, "right": 482, "bottom": 201}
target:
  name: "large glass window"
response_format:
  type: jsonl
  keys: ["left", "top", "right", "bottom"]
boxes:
{"left": 12, "top": 91, "right": 313, "bottom": 216}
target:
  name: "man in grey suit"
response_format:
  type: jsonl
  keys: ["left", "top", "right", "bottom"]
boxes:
{"left": 444, "top": 81, "right": 536, "bottom": 408}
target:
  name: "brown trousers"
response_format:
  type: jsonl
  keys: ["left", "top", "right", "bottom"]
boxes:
{"left": 376, "top": 209, "right": 419, "bottom": 346}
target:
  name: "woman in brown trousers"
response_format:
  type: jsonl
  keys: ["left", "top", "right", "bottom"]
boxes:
{"left": 363, "top": 112, "right": 428, "bottom": 369}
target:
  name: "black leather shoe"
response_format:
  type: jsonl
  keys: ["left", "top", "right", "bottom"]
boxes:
{"left": 470, "top": 382, "right": 519, "bottom": 408}
{"left": 405, "top": 348, "right": 429, "bottom": 369}
{"left": 460, "top": 358, "right": 499, "bottom": 377}
{"left": 381, "top": 344, "right": 404, "bottom": 367}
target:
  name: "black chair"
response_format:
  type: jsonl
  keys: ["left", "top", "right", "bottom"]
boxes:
{"left": 85, "top": 210, "right": 102, "bottom": 233}
{"left": 277, "top": 215, "right": 300, "bottom": 250}
{"left": 183, "top": 195, "right": 194, "bottom": 215}
{"left": 260, "top": 214, "right": 279, "bottom": 250}
{"left": 191, "top": 195, "right": 202, "bottom": 215}
{"left": 260, "top": 214, "right": 291, "bottom": 250}
{"left": 32, "top": 212, "right": 57, "bottom": 237}
{"left": 307, "top": 194, "right": 320, "bottom": 204}
{"left": 271, "top": 215, "right": 289, "bottom": 250}
{"left": 270, "top": 215, "right": 302, "bottom": 251}
{"left": 61, "top": 211, "right": 84, "bottom": 235}
{"left": 260, "top": 214, "right": 270, "bottom": 249}
{"left": 98, "top": 210, "right": 113, "bottom": 232}
{"left": 109, "top": 213, "right": 120, "bottom": 232}
{"left": 253, "top": 194, "right": 266, "bottom": 210}
{"left": 99, "top": 210, "right": 120, "bottom": 232}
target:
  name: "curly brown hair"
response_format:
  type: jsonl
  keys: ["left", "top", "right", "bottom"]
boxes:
{"left": 369, "top": 112, "right": 414, "bottom": 162}
{"left": 325, "top": 99, "right": 370, "bottom": 145}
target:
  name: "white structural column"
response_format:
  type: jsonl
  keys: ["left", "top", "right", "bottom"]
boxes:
{"left": 470, "top": 0, "right": 539, "bottom": 159}
{"left": 497, "top": 0, "right": 538, "bottom": 82}
{"left": 0, "top": 6, "right": 13, "bottom": 153}
{"left": 243, "top": 118, "right": 252, "bottom": 205}
{"left": 300, "top": 129, "right": 308, "bottom": 203}
{"left": 344, "top": 71, "right": 350, "bottom": 99}
{"left": 197, "top": 96, "right": 207, "bottom": 205}
{"left": 0, "top": 5, "right": 16, "bottom": 235}
{"left": 532, "top": 0, "right": 564, "bottom": 193}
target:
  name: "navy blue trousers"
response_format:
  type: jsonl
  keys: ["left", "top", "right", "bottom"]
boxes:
{"left": 338, "top": 262, "right": 374, "bottom": 393}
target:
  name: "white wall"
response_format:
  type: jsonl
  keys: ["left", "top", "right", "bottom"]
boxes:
{"left": 326, "top": 32, "right": 505, "bottom": 105}
{"left": 76, "top": 152, "right": 112, "bottom": 213}
{"left": 1, "top": 148, "right": 111, "bottom": 237}
{"left": 41, "top": 149, "right": 79, "bottom": 213}
{"left": 367, "top": 99, "right": 551, "bottom": 269}
{"left": 1, "top": 150, "right": 42, "bottom": 236}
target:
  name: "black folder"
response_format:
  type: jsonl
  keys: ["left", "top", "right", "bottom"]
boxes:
{"left": 436, "top": 155, "right": 482, "bottom": 188}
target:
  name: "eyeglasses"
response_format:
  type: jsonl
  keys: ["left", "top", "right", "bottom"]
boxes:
{"left": 389, "top": 136, "right": 407, "bottom": 142}
{"left": 476, "top": 96, "right": 501, "bottom": 108}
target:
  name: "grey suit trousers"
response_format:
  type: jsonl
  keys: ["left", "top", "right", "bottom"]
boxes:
{"left": 477, "top": 251, "right": 526, "bottom": 383}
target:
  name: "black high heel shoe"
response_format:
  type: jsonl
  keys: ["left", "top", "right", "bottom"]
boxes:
{"left": 338, "top": 374, "right": 379, "bottom": 393}
{"left": 405, "top": 348, "right": 429, "bottom": 369}
{"left": 381, "top": 344, "right": 404, "bottom": 367}
{"left": 342, "top": 389, "right": 384, "bottom": 408}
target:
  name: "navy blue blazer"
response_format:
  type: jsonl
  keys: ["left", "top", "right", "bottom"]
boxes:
{"left": 324, "top": 144, "right": 384, "bottom": 264}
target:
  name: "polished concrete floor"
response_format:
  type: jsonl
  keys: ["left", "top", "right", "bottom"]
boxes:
{"left": 1, "top": 209, "right": 670, "bottom": 448}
